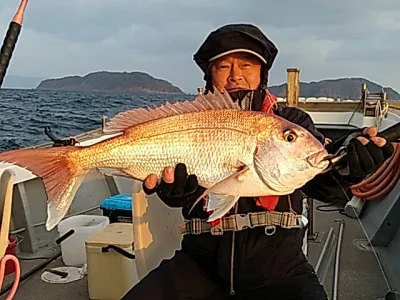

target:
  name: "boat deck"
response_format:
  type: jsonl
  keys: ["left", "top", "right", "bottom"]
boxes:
{"left": 0, "top": 200, "right": 390, "bottom": 300}
{"left": 307, "top": 201, "right": 389, "bottom": 300}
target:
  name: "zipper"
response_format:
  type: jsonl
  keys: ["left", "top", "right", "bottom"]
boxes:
{"left": 229, "top": 203, "right": 239, "bottom": 296}
{"left": 240, "top": 91, "right": 254, "bottom": 111}
{"left": 229, "top": 92, "right": 252, "bottom": 296}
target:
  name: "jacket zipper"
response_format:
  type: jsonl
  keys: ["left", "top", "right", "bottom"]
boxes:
{"left": 229, "top": 203, "right": 239, "bottom": 295}
{"left": 229, "top": 93, "right": 252, "bottom": 295}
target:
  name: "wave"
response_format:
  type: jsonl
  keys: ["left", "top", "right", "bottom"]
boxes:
{"left": 0, "top": 89, "right": 188, "bottom": 151}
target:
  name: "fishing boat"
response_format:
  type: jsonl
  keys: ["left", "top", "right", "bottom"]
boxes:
{"left": 0, "top": 1, "right": 399, "bottom": 300}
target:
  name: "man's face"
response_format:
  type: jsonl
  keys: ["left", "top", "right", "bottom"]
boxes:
{"left": 209, "top": 52, "right": 262, "bottom": 92}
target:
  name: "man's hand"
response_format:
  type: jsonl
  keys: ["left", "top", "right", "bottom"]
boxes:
{"left": 143, "top": 163, "right": 208, "bottom": 218}
{"left": 343, "top": 126, "right": 394, "bottom": 180}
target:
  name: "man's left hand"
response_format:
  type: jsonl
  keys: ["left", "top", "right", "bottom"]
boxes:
{"left": 341, "top": 127, "right": 394, "bottom": 181}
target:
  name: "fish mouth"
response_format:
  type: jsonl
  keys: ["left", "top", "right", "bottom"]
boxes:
{"left": 306, "top": 150, "right": 331, "bottom": 169}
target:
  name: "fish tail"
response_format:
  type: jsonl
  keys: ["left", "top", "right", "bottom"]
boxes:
{"left": 0, "top": 146, "right": 90, "bottom": 231}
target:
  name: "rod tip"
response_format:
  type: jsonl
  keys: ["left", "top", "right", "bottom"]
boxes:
{"left": 11, "top": 0, "right": 29, "bottom": 25}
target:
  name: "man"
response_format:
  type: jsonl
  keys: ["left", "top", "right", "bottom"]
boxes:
{"left": 122, "top": 24, "right": 394, "bottom": 299}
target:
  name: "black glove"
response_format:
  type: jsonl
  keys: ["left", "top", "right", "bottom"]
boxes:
{"left": 337, "top": 136, "right": 394, "bottom": 183}
{"left": 274, "top": 106, "right": 326, "bottom": 144}
{"left": 142, "top": 163, "right": 208, "bottom": 219}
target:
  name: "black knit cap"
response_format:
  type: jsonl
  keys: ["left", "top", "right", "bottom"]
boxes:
{"left": 193, "top": 23, "right": 278, "bottom": 89}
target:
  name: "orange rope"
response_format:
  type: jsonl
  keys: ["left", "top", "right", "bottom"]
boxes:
{"left": 0, "top": 254, "right": 20, "bottom": 300}
{"left": 350, "top": 143, "right": 400, "bottom": 200}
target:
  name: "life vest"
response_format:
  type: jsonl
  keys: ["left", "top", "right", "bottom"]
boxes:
{"left": 206, "top": 91, "right": 280, "bottom": 227}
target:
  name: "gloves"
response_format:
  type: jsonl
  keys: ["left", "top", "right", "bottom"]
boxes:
{"left": 337, "top": 128, "right": 394, "bottom": 182}
{"left": 273, "top": 106, "right": 326, "bottom": 144}
{"left": 143, "top": 163, "right": 208, "bottom": 219}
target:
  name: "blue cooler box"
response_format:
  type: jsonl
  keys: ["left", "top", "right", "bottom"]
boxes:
{"left": 100, "top": 194, "right": 132, "bottom": 223}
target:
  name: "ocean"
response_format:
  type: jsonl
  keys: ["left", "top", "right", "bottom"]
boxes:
{"left": 0, "top": 89, "right": 189, "bottom": 152}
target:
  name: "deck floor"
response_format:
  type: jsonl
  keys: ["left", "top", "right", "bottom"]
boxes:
{"left": 1, "top": 200, "right": 390, "bottom": 300}
{"left": 307, "top": 200, "right": 389, "bottom": 300}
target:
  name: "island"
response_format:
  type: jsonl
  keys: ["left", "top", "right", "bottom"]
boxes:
{"left": 268, "top": 77, "right": 400, "bottom": 100}
{"left": 35, "top": 71, "right": 185, "bottom": 94}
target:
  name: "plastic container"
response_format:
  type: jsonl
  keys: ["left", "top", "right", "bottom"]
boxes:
{"left": 1, "top": 236, "right": 17, "bottom": 275}
{"left": 57, "top": 215, "right": 109, "bottom": 266}
{"left": 86, "top": 223, "right": 138, "bottom": 300}
{"left": 100, "top": 194, "right": 132, "bottom": 223}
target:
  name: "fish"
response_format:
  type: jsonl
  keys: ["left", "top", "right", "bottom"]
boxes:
{"left": 0, "top": 89, "right": 330, "bottom": 231}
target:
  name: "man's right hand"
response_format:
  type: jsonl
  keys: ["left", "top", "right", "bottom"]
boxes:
{"left": 143, "top": 163, "right": 207, "bottom": 218}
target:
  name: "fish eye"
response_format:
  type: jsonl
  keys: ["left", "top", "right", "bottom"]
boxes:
{"left": 283, "top": 129, "right": 297, "bottom": 143}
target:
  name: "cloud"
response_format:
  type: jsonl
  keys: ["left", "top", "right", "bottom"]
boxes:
{"left": 0, "top": 0, "right": 399, "bottom": 94}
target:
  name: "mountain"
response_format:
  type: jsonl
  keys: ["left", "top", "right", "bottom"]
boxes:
{"left": 268, "top": 78, "right": 400, "bottom": 100}
{"left": 2, "top": 75, "right": 44, "bottom": 89}
{"left": 36, "top": 71, "right": 185, "bottom": 94}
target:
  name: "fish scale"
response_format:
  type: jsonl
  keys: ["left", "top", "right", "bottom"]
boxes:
{"left": 82, "top": 124, "right": 258, "bottom": 187}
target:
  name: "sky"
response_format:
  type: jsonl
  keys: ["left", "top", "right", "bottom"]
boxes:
{"left": 0, "top": 0, "right": 399, "bottom": 94}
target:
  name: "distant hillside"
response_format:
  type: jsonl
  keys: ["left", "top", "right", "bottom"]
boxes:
{"left": 269, "top": 78, "right": 400, "bottom": 100}
{"left": 36, "top": 71, "right": 185, "bottom": 94}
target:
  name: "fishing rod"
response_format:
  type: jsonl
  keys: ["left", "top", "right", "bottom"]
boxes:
{"left": 379, "top": 121, "right": 400, "bottom": 142}
{"left": 0, "top": 2, "right": 29, "bottom": 298}
{"left": 0, "top": 0, "right": 30, "bottom": 88}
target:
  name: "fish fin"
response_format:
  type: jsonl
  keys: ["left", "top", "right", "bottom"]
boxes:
{"left": 98, "top": 168, "right": 137, "bottom": 179}
{"left": 104, "top": 89, "right": 240, "bottom": 133}
{"left": 0, "top": 147, "right": 89, "bottom": 231}
{"left": 46, "top": 170, "right": 89, "bottom": 231}
{"left": 206, "top": 194, "right": 241, "bottom": 222}
{"left": 120, "top": 169, "right": 138, "bottom": 178}
{"left": 188, "top": 165, "right": 250, "bottom": 216}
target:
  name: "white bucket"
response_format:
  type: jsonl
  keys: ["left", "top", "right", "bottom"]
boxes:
{"left": 57, "top": 215, "right": 109, "bottom": 266}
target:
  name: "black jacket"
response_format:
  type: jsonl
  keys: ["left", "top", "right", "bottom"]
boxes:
{"left": 160, "top": 104, "right": 354, "bottom": 294}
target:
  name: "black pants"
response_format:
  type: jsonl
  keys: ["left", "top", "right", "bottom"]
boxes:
{"left": 122, "top": 251, "right": 328, "bottom": 300}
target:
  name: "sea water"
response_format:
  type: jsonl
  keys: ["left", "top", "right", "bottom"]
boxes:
{"left": 0, "top": 88, "right": 188, "bottom": 151}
